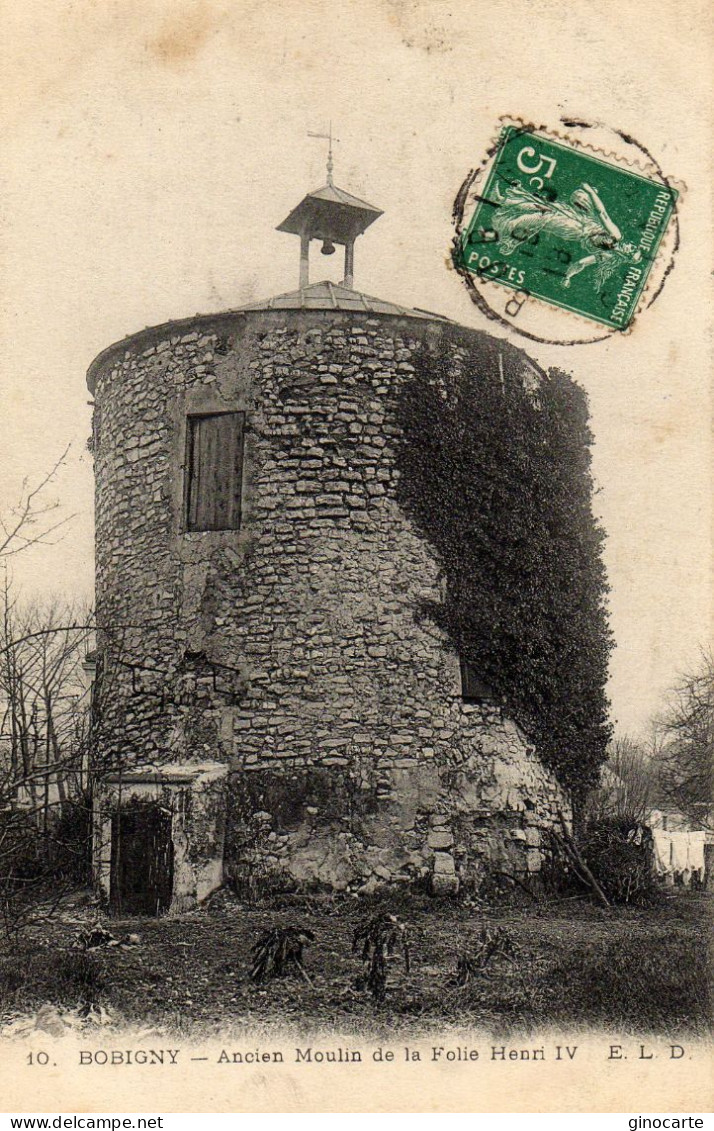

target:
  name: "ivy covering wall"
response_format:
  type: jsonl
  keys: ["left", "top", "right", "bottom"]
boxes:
{"left": 396, "top": 338, "right": 612, "bottom": 801}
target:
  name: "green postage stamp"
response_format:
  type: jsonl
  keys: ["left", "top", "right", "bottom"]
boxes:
{"left": 457, "top": 126, "right": 678, "bottom": 331}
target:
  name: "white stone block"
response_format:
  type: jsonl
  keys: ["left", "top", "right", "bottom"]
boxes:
{"left": 433, "top": 851, "right": 456, "bottom": 874}
{"left": 428, "top": 830, "right": 454, "bottom": 849}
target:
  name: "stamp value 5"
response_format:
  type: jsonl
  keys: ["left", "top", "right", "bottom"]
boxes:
{"left": 457, "top": 126, "right": 678, "bottom": 332}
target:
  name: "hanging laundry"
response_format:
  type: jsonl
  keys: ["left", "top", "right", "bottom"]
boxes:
{"left": 652, "top": 827, "right": 672, "bottom": 875}
{"left": 687, "top": 831, "right": 706, "bottom": 874}
{"left": 669, "top": 831, "right": 689, "bottom": 873}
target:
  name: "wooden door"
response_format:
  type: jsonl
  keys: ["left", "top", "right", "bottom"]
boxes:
{"left": 110, "top": 805, "right": 174, "bottom": 916}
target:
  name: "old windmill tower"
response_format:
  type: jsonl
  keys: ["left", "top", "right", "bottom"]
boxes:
{"left": 88, "top": 138, "right": 575, "bottom": 914}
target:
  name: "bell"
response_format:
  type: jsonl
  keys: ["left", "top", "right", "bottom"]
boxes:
{"left": 320, "top": 239, "right": 336, "bottom": 256}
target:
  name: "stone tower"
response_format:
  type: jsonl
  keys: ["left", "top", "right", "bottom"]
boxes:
{"left": 88, "top": 159, "right": 571, "bottom": 913}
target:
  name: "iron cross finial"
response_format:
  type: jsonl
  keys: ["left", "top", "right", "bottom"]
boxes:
{"left": 307, "top": 122, "right": 339, "bottom": 186}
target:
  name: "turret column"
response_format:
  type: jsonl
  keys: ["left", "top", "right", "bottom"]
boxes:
{"left": 299, "top": 232, "right": 310, "bottom": 288}
{"left": 343, "top": 238, "right": 355, "bottom": 289}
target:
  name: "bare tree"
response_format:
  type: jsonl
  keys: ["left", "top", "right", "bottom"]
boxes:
{"left": 0, "top": 445, "right": 75, "bottom": 560}
{"left": 0, "top": 587, "right": 91, "bottom": 801}
{"left": 0, "top": 448, "right": 97, "bottom": 938}
{"left": 653, "top": 649, "right": 714, "bottom": 829}
{"left": 585, "top": 734, "right": 657, "bottom": 826}
{"left": 0, "top": 584, "right": 93, "bottom": 938}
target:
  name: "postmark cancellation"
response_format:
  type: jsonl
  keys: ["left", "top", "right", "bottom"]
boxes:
{"left": 453, "top": 122, "right": 680, "bottom": 344}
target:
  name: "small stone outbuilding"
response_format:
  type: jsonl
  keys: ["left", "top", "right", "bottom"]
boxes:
{"left": 93, "top": 762, "right": 227, "bottom": 915}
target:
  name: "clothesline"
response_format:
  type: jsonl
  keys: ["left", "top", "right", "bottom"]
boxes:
{"left": 651, "top": 827, "right": 706, "bottom": 883}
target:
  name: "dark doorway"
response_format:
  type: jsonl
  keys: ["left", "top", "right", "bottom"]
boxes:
{"left": 110, "top": 804, "right": 174, "bottom": 916}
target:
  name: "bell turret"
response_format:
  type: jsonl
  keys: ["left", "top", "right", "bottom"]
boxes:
{"left": 276, "top": 127, "right": 382, "bottom": 289}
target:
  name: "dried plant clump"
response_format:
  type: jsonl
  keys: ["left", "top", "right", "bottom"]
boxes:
{"left": 249, "top": 925, "right": 315, "bottom": 985}
{"left": 352, "top": 911, "right": 410, "bottom": 1001}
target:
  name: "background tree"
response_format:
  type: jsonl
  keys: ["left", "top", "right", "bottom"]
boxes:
{"left": 0, "top": 586, "right": 92, "bottom": 815}
{"left": 585, "top": 734, "right": 657, "bottom": 826}
{"left": 0, "top": 446, "right": 74, "bottom": 561}
{"left": 0, "top": 584, "right": 93, "bottom": 937}
{"left": 0, "top": 448, "right": 93, "bottom": 938}
{"left": 653, "top": 650, "right": 714, "bottom": 829}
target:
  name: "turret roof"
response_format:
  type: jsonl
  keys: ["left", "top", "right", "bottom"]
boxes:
{"left": 238, "top": 280, "right": 451, "bottom": 320}
{"left": 276, "top": 183, "right": 383, "bottom": 240}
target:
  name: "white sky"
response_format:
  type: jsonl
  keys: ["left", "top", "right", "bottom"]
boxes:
{"left": 0, "top": 0, "right": 711, "bottom": 739}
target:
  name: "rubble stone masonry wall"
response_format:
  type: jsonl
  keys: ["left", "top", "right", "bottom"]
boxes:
{"left": 90, "top": 309, "right": 571, "bottom": 894}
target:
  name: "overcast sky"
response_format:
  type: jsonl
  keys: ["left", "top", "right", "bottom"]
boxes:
{"left": 1, "top": 0, "right": 711, "bottom": 739}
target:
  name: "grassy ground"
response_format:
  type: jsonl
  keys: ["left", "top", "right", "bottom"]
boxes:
{"left": 0, "top": 888, "right": 710, "bottom": 1037}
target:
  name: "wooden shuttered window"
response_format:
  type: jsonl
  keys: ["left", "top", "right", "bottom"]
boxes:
{"left": 185, "top": 412, "right": 245, "bottom": 532}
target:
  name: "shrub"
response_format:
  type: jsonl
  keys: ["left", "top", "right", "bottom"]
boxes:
{"left": 580, "top": 818, "right": 657, "bottom": 905}
{"left": 53, "top": 950, "right": 104, "bottom": 1006}
{"left": 50, "top": 796, "right": 92, "bottom": 885}
{"left": 0, "top": 794, "right": 92, "bottom": 940}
